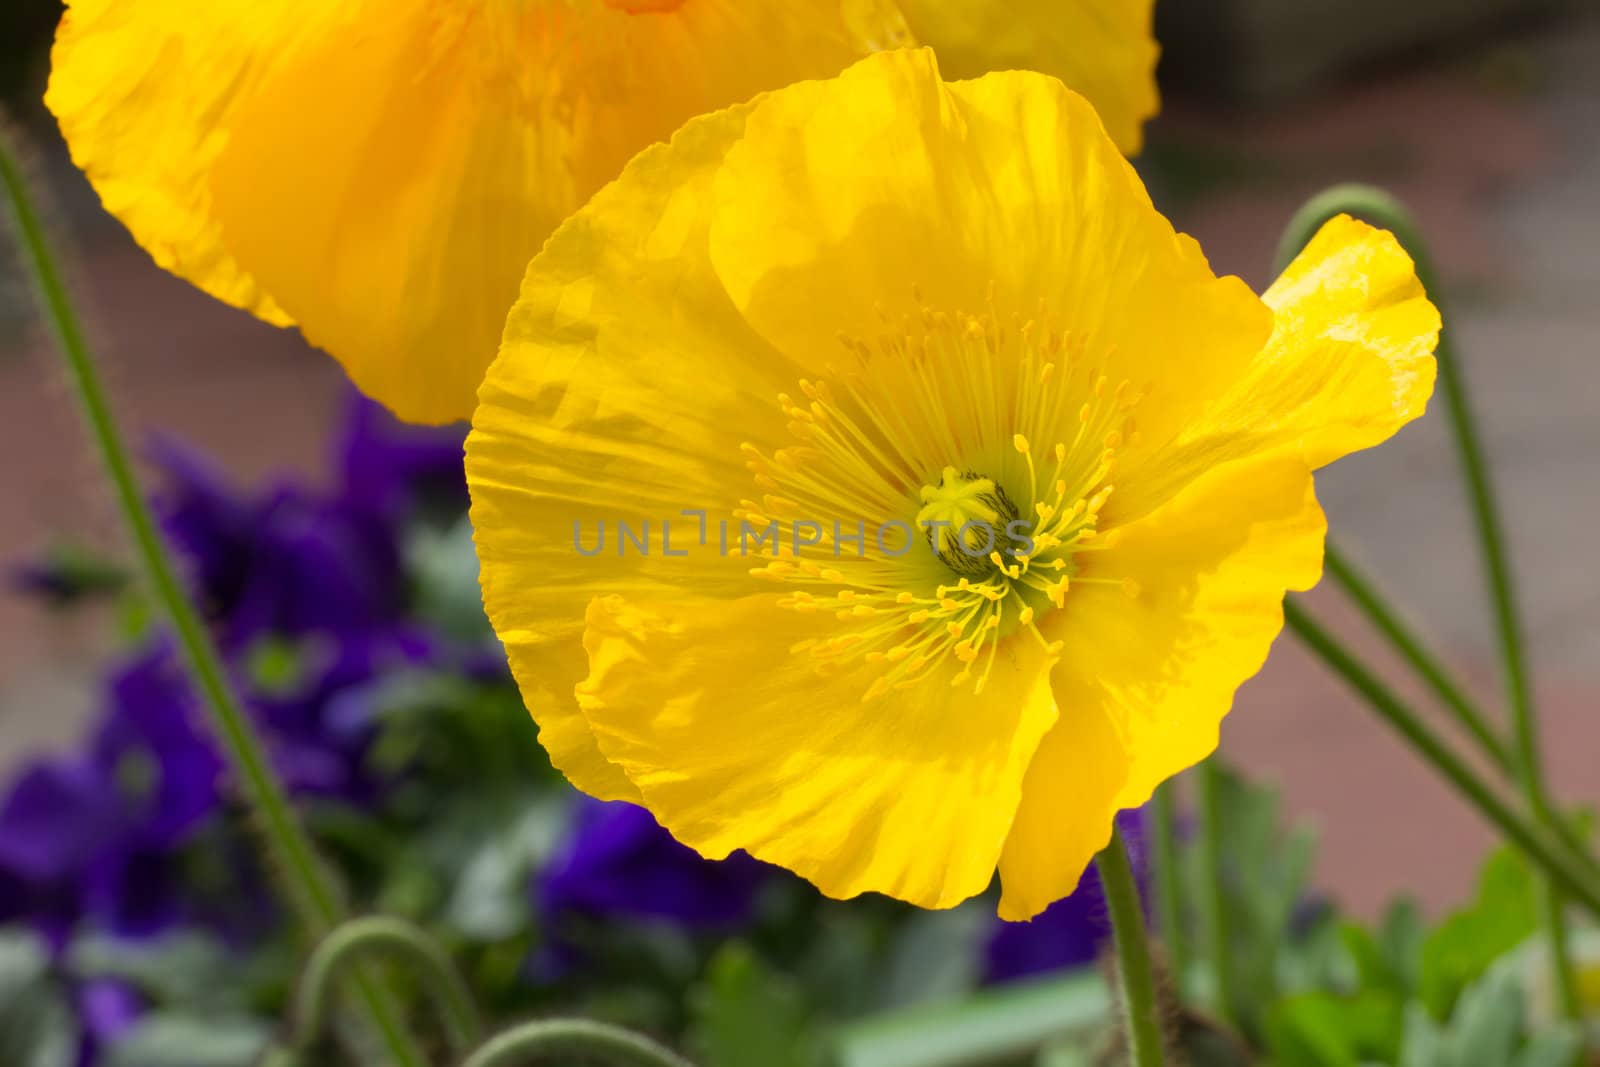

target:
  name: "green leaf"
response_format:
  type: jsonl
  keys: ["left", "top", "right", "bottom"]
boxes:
{"left": 103, "top": 1014, "right": 271, "bottom": 1067}
{"left": 445, "top": 794, "right": 569, "bottom": 941}
{"left": 407, "top": 516, "right": 491, "bottom": 639}
{"left": 1418, "top": 847, "right": 1539, "bottom": 1018}
{"left": 876, "top": 902, "right": 989, "bottom": 1010}
{"left": 832, "top": 970, "right": 1109, "bottom": 1067}
{"left": 689, "top": 943, "right": 820, "bottom": 1067}
{"left": 1378, "top": 899, "right": 1426, "bottom": 996}
{"left": 70, "top": 930, "right": 245, "bottom": 1008}
{"left": 1513, "top": 1025, "right": 1583, "bottom": 1067}
{"left": 1179, "top": 762, "right": 1338, "bottom": 1038}
{"left": 1398, "top": 1001, "right": 1446, "bottom": 1067}
{"left": 0, "top": 929, "right": 77, "bottom": 1067}
{"left": 1446, "top": 968, "right": 1522, "bottom": 1067}
{"left": 1394, "top": 966, "right": 1575, "bottom": 1067}
{"left": 1264, "top": 991, "right": 1405, "bottom": 1067}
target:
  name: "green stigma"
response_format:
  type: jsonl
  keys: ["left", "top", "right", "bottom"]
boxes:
{"left": 915, "top": 466, "right": 1020, "bottom": 577}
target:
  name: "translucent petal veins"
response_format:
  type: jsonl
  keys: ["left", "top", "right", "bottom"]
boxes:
{"left": 744, "top": 302, "right": 1145, "bottom": 701}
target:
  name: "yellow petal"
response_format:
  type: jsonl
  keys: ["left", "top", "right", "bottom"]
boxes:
{"left": 578, "top": 594, "right": 1059, "bottom": 909}
{"left": 49, "top": 3, "right": 1164, "bottom": 424}
{"left": 895, "top": 0, "right": 1160, "bottom": 153}
{"left": 203, "top": 1, "right": 875, "bottom": 424}
{"left": 996, "top": 699, "right": 1129, "bottom": 921}
{"left": 1256, "top": 215, "right": 1441, "bottom": 468}
{"left": 44, "top": 0, "right": 318, "bottom": 324}
{"left": 1111, "top": 215, "right": 1441, "bottom": 521}
{"left": 999, "top": 453, "right": 1326, "bottom": 917}
{"left": 1071, "top": 454, "right": 1324, "bottom": 810}
{"left": 708, "top": 49, "right": 1270, "bottom": 453}
{"left": 467, "top": 99, "right": 796, "bottom": 803}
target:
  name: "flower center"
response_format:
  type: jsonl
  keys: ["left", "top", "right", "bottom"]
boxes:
{"left": 915, "top": 467, "right": 1021, "bottom": 578}
{"left": 739, "top": 304, "right": 1145, "bottom": 699}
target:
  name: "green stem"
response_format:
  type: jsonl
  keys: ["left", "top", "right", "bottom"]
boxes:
{"left": 1323, "top": 542, "right": 1514, "bottom": 774}
{"left": 291, "top": 917, "right": 483, "bottom": 1058}
{"left": 1195, "top": 762, "right": 1237, "bottom": 1027}
{"left": 1097, "top": 823, "right": 1168, "bottom": 1067}
{"left": 1286, "top": 602, "right": 1600, "bottom": 919}
{"left": 1149, "top": 783, "right": 1189, "bottom": 998}
{"left": 458, "top": 1020, "right": 696, "bottom": 1067}
{"left": 1319, "top": 546, "right": 1599, "bottom": 875}
{"left": 1278, "top": 183, "right": 1580, "bottom": 1020}
{"left": 0, "top": 125, "right": 427, "bottom": 1066}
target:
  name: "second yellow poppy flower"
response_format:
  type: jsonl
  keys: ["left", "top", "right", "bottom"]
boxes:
{"left": 47, "top": 0, "right": 1158, "bottom": 424}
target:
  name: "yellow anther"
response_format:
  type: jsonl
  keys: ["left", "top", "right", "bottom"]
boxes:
{"left": 1019, "top": 606, "right": 1035, "bottom": 626}
{"left": 946, "top": 621, "right": 964, "bottom": 638}
{"left": 909, "top": 609, "right": 931, "bottom": 624}
{"left": 1013, "top": 434, "right": 1030, "bottom": 454}
{"left": 895, "top": 591, "right": 916, "bottom": 605}
{"left": 940, "top": 598, "right": 960, "bottom": 612}
{"left": 1121, "top": 577, "right": 1142, "bottom": 598}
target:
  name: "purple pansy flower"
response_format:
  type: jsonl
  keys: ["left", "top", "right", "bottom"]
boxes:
{"left": 73, "top": 978, "right": 144, "bottom": 1067}
{"left": 0, "top": 759, "right": 122, "bottom": 943}
{"left": 336, "top": 390, "right": 467, "bottom": 523}
{"left": 532, "top": 798, "right": 774, "bottom": 980}
{"left": 539, "top": 797, "right": 773, "bottom": 928}
{"left": 982, "top": 810, "right": 1149, "bottom": 983}
{"left": 149, "top": 440, "right": 405, "bottom": 646}
{"left": 90, "top": 642, "right": 224, "bottom": 848}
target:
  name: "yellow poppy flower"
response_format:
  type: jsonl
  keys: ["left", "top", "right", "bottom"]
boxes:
{"left": 467, "top": 49, "right": 1440, "bottom": 918}
{"left": 45, "top": 0, "right": 1157, "bottom": 425}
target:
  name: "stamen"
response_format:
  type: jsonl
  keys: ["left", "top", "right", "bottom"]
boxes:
{"left": 743, "top": 297, "right": 1148, "bottom": 700}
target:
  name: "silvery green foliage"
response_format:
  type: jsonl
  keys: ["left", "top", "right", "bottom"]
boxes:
{"left": 1397, "top": 967, "right": 1580, "bottom": 1067}
{"left": 0, "top": 930, "right": 75, "bottom": 1067}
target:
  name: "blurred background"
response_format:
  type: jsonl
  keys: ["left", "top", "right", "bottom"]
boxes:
{"left": 1, "top": 0, "right": 1596, "bottom": 926}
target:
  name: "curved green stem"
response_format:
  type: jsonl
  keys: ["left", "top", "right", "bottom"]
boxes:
{"left": 291, "top": 917, "right": 483, "bottom": 1058}
{"left": 1319, "top": 542, "right": 1600, "bottom": 877}
{"left": 1286, "top": 602, "right": 1600, "bottom": 919}
{"left": 1323, "top": 542, "right": 1514, "bottom": 774}
{"left": 1279, "top": 183, "right": 1580, "bottom": 1019}
{"left": 1149, "top": 783, "right": 1189, "bottom": 999}
{"left": 458, "top": 1020, "right": 696, "bottom": 1067}
{"left": 0, "top": 125, "right": 427, "bottom": 1066}
{"left": 1097, "top": 824, "right": 1168, "bottom": 1067}
{"left": 1195, "top": 762, "right": 1237, "bottom": 1027}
